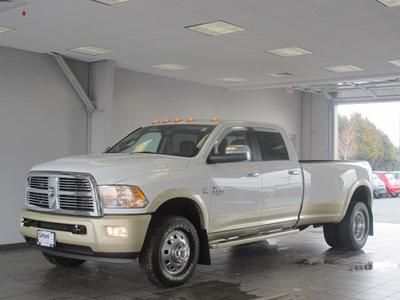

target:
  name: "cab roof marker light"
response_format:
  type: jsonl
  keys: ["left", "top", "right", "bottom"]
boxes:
{"left": 187, "top": 117, "right": 195, "bottom": 122}
{"left": 152, "top": 120, "right": 160, "bottom": 125}
{"left": 211, "top": 116, "right": 219, "bottom": 122}
{"left": 163, "top": 118, "right": 171, "bottom": 124}
{"left": 174, "top": 117, "right": 182, "bottom": 123}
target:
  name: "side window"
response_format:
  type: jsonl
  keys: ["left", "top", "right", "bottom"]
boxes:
{"left": 212, "top": 129, "right": 252, "bottom": 156}
{"left": 255, "top": 130, "right": 289, "bottom": 161}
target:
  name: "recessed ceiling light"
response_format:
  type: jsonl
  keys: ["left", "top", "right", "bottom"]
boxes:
{"left": 389, "top": 60, "right": 400, "bottom": 67}
{"left": 324, "top": 65, "right": 364, "bottom": 73}
{"left": 377, "top": 0, "right": 400, "bottom": 7}
{"left": 216, "top": 77, "right": 248, "bottom": 83}
{"left": 92, "top": 0, "right": 130, "bottom": 5}
{"left": 68, "top": 45, "right": 114, "bottom": 56}
{"left": 0, "top": 25, "right": 15, "bottom": 34}
{"left": 268, "top": 72, "right": 294, "bottom": 78}
{"left": 185, "top": 21, "right": 245, "bottom": 37}
{"left": 152, "top": 63, "right": 188, "bottom": 71}
{"left": 266, "top": 47, "right": 313, "bottom": 57}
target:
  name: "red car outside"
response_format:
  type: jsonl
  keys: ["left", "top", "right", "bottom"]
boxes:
{"left": 375, "top": 171, "right": 400, "bottom": 197}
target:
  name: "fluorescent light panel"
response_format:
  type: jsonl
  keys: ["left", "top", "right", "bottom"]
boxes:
{"left": 0, "top": 25, "right": 15, "bottom": 34}
{"left": 216, "top": 77, "right": 248, "bottom": 83}
{"left": 266, "top": 47, "right": 313, "bottom": 57}
{"left": 68, "top": 45, "right": 114, "bottom": 56}
{"left": 377, "top": 0, "right": 400, "bottom": 7}
{"left": 268, "top": 72, "right": 294, "bottom": 78}
{"left": 92, "top": 0, "right": 130, "bottom": 5}
{"left": 186, "top": 21, "right": 245, "bottom": 37}
{"left": 152, "top": 64, "right": 188, "bottom": 71}
{"left": 389, "top": 60, "right": 400, "bottom": 67}
{"left": 324, "top": 65, "right": 363, "bottom": 73}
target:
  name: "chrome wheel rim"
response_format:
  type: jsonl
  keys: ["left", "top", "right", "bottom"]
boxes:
{"left": 353, "top": 211, "right": 366, "bottom": 241}
{"left": 160, "top": 230, "right": 191, "bottom": 275}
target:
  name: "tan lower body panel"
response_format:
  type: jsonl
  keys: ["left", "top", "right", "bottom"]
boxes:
{"left": 20, "top": 209, "right": 151, "bottom": 254}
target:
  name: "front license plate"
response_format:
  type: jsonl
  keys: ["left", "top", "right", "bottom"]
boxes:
{"left": 37, "top": 230, "right": 56, "bottom": 248}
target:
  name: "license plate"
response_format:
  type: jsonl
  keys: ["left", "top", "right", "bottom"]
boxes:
{"left": 37, "top": 230, "right": 56, "bottom": 248}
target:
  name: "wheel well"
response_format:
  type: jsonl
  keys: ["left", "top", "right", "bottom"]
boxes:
{"left": 149, "top": 198, "right": 211, "bottom": 265}
{"left": 350, "top": 185, "right": 374, "bottom": 235}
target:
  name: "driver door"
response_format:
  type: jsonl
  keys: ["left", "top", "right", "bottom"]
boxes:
{"left": 206, "top": 127, "right": 262, "bottom": 234}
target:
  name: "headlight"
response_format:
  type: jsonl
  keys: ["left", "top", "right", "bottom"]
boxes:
{"left": 99, "top": 185, "right": 149, "bottom": 208}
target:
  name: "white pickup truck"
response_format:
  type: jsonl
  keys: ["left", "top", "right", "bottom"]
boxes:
{"left": 20, "top": 119, "right": 373, "bottom": 287}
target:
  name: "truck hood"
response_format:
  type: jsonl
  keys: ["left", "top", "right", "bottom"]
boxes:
{"left": 31, "top": 153, "right": 190, "bottom": 184}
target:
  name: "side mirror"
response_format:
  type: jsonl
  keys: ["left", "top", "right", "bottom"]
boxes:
{"left": 208, "top": 145, "right": 251, "bottom": 164}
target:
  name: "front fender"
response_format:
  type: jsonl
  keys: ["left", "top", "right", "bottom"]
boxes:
{"left": 147, "top": 188, "right": 209, "bottom": 231}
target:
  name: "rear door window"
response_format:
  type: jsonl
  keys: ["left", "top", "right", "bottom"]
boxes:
{"left": 254, "top": 130, "right": 289, "bottom": 161}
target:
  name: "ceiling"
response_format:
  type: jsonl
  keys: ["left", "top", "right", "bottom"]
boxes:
{"left": 1, "top": 0, "right": 400, "bottom": 89}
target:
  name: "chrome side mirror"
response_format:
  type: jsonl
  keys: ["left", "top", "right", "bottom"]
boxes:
{"left": 225, "top": 144, "right": 252, "bottom": 161}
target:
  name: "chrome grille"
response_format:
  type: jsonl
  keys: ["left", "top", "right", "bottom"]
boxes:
{"left": 59, "top": 195, "right": 94, "bottom": 211}
{"left": 26, "top": 172, "right": 101, "bottom": 216}
{"left": 29, "top": 176, "right": 48, "bottom": 190}
{"left": 59, "top": 178, "right": 91, "bottom": 192}
{"left": 27, "top": 192, "right": 49, "bottom": 208}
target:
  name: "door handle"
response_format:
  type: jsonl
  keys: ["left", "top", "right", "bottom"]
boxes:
{"left": 288, "top": 169, "right": 300, "bottom": 175}
{"left": 247, "top": 172, "right": 260, "bottom": 177}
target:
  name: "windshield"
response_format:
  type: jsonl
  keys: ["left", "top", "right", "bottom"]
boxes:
{"left": 108, "top": 125, "right": 215, "bottom": 157}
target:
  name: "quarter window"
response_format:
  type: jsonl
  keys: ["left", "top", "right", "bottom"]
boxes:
{"left": 255, "top": 130, "right": 289, "bottom": 161}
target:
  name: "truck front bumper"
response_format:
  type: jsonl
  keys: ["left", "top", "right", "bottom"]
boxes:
{"left": 20, "top": 209, "right": 151, "bottom": 261}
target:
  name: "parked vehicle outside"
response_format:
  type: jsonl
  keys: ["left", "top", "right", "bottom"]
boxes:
{"left": 375, "top": 171, "right": 400, "bottom": 197}
{"left": 372, "top": 173, "right": 387, "bottom": 198}
{"left": 391, "top": 171, "right": 400, "bottom": 181}
{"left": 20, "top": 120, "right": 374, "bottom": 287}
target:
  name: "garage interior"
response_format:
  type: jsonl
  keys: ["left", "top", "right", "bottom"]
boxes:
{"left": 1, "top": 0, "right": 400, "bottom": 299}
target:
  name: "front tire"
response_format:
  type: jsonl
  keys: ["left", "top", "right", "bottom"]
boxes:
{"left": 336, "top": 201, "right": 370, "bottom": 250}
{"left": 139, "top": 215, "right": 199, "bottom": 287}
{"left": 42, "top": 252, "right": 86, "bottom": 267}
{"left": 390, "top": 192, "right": 399, "bottom": 197}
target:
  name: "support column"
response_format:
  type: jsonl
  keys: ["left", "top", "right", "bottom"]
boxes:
{"left": 89, "top": 60, "right": 115, "bottom": 154}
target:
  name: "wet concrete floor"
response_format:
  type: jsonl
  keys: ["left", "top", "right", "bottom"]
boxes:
{"left": 1, "top": 223, "right": 400, "bottom": 299}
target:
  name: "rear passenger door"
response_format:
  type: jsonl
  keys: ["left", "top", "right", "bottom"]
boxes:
{"left": 254, "top": 128, "right": 303, "bottom": 229}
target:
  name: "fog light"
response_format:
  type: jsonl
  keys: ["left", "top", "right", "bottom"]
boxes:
{"left": 106, "top": 226, "right": 128, "bottom": 238}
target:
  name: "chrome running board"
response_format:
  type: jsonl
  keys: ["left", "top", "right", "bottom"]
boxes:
{"left": 209, "top": 229, "right": 299, "bottom": 249}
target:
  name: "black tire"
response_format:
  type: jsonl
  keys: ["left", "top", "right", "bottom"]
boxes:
{"left": 390, "top": 192, "right": 399, "bottom": 198}
{"left": 139, "top": 215, "right": 199, "bottom": 287}
{"left": 323, "top": 224, "right": 342, "bottom": 248}
{"left": 336, "top": 201, "right": 370, "bottom": 250}
{"left": 374, "top": 194, "right": 381, "bottom": 199}
{"left": 42, "top": 252, "right": 86, "bottom": 267}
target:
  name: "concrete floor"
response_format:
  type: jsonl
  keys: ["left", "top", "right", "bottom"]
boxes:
{"left": 1, "top": 219, "right": 400, "bottom": 300}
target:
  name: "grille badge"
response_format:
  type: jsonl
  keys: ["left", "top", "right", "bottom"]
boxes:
{"left": 48, "top": 186, "right": 55, "bottom": 198}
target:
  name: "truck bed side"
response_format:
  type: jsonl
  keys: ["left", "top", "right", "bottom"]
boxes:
{"left": 297, "top": 160, "right": 372, "bottom": 226}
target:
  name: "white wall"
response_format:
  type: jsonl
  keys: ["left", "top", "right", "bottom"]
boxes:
{"left": 112, "top": 68, "right": 303, "bottom": 155}
{"left": 301, "top": 93, "right": 332, "bottom": 160}
{"left": 0, "top": 47, "right": 88, "bottom": 244}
